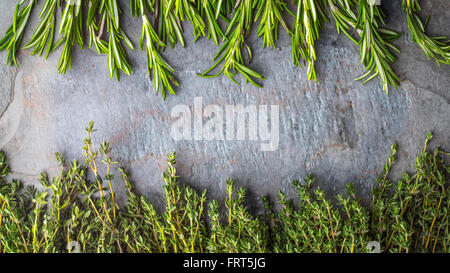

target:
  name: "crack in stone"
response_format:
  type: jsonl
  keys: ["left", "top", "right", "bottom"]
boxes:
{"left": 0, "top": 67, "right": 19, "bottom": 120}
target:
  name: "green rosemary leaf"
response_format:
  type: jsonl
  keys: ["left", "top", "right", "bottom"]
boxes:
{"left": 87, "top": 1, "right": 108, "bottom": 55}
{"left": 355, "top": 0, "right": 400, "bottom": 93}
{"left": 327, "top": 0, "right": 358, "bottom": 42}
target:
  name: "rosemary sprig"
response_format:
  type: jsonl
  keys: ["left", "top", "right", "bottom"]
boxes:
{"left": 87, "top": 0, "right": 108, "bottom": 55}
{"left": 214, "top": 0, "right": 235, "bottom": 19}
{"left": 327, "top": 0, "right": 401, "bottom": 93}
{"left": 0, "top": 0, "right": 36, "bottom": 66}
{"left": 327, "top": 0, "right": 358, "bottom": 43}
{"left": 0, "top": 123, "right": 448, "bottom": 253}
{"left": 255, "top": 0, "right": 291, "bottom": 49}
{"left": 57, "top": 0, "right": 84, "bottom": 74}
{"left": 164, "top": 0, "right": 206, "bottom": 41}
{"left": 103, "top": 0, "right": 134, "bottom": 81}
{"left": 0, "top": 1, "right": 448, "bottom": 96}
{"left": 402, "top": 0, "right": 450, "bottom": 65}
{"left": 23, "top": 0, "right": 59, "bottom": 60}
{"left": 86, "top": 0, "right": 134, "bottom": 79}
{"left": 355, "top": 0, "right": 401, "bottom": 93}
{"left": 158, "top": 0, "right": 186, "bottom": 48}
{"left": 198, "top": 0, "right": 265, "bottom": 88}
{"left": 291, "top": 0, "right": 328, "bottom": 82}
{"left": 198, "top": 0, "right": 225, "bottom": 45}
{"left": 131, "top": 0, "right": 179, "bottom": 99}
{"left": 22, "top": 0, "right": 84, "bottom": 74}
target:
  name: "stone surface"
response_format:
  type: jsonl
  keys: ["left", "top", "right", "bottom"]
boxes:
{"left": 0, "top": 0, "right": 448, "bottom": 209}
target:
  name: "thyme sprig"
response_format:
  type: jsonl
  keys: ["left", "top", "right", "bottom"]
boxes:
{"left": 199, "top": 0, "right": 265, "bottom": 88}
{"left": 292, "top": 0, "right": 328, "bottom": 82}
{"left": 207, "top": 179, "right": 269, "bottom": 252}
{"left": 402, "top": 0, "right": 450, "bottom": 65}
{"left": 0, "top": 0, "right": 36, "bottom": 66}
{"left": 0, "top": 123, "right": 448, "bottom": 253}
{"left": 131, "top": 0, "right": 179, "bottom": 99}
{"left": 371, "top": 133, "right": 450, "bottom": 253}
{"left": 274, "top": 176, "right": 343, "bottom": 253}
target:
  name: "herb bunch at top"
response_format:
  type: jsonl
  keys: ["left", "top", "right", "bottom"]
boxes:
{"left": 0, "top": 0, "right": 448, "bottom": 98}
{"left": 402, "top": 0, "right": 450, "bottom": 66}
{"left": 355, "top": 0, "right": 401, "bottom": 93}
{"left": 157, "top": 0, "right": 186, "bottom": 48}
{"left": 22, "top": 0, "right": 60, "bottom": 63}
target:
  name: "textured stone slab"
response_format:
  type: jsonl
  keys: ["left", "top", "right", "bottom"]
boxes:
{"left": 0, "top": 0, "right": 448, "bottom": 208}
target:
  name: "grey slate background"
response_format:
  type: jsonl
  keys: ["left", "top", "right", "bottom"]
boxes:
{"left": 0, "top": 0, "right": 448, "bottom": 209}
